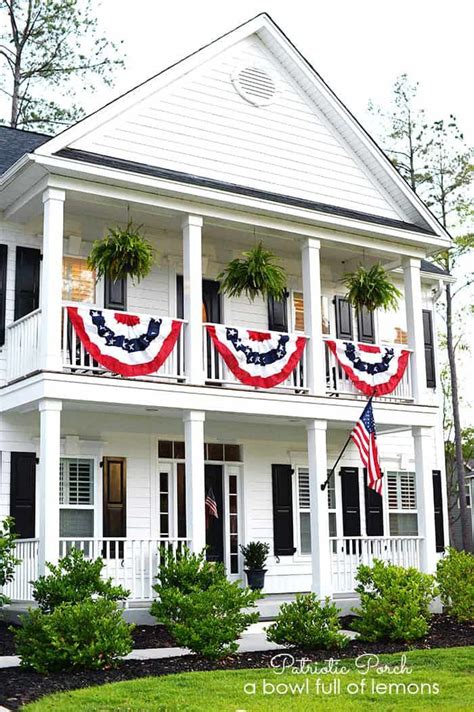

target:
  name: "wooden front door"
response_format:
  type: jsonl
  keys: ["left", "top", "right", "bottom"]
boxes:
{"left": 205, "top": 464, "right": 224, "bottom": 562}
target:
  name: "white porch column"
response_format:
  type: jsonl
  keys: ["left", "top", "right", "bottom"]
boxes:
{"left": 182, "top": 215, "right": 204, "bottom": 384}
{"left": 40, "top": 188, "right": 65, "bottom": 371}
{"left": 403, "top": 257, "right": 426, "bottom": 403}
{"left": 307, "top": 419, "right": 332, "bottom": 597}
{"left": 301, "top": 238, "right": 325, "bottom": 395}
{"left": 412, "top": 426, "right": 437, "bottom": 574}
{"left": 184, "top": 410, "right": 206, "bottom": 553}
{"left": 38, "top": 398, "right": 62, "bottom": 574}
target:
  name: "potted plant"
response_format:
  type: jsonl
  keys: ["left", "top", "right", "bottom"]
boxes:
{"left": 217, "top": 242, "right": 287, "bottom": 302}
{"left": 240, "top": 541, "right": 270, "bottom": 590}
{"left": 342, "top": 264, "right": 402, "bottom": 312}
{"left": 87, "top": 221, "right": 154, "bottom": 284}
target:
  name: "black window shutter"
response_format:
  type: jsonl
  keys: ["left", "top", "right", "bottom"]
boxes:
{"left": 357, "top": 307, "right": 375, "bottom": 344}
{"left": 14, "top": 246, "right": 41, "bottom": 320}
{"left": 334, "top": 297, "right": 353, "bottom": 340}
{"left": 268, "top": 294, "right": 288, "bottom": 332}
{"left": 104, "top": 276, "right": 127, "bottom": 311}
{"left": 0, "top": 244, "right": 8, "bottom": 346}
{"left": 10, "top": 452, "right": 36, "bottom": 539}
{"left": 340, "top": 467, "right": 361, "bottom": 536}
{"left": 271, "top": 464, "right": 295, "bottom": 555}
{"left": 364, "top": 468, "right": 384, "bottom": 536}
{"left": 103, "top": 457, "right": 126, "bottom": 557}
{"left": 176, "top": 274, "right": 184, "bottom": 319}
{"left": 423, "top": 310, "right": 436, "bottom": 388}
{"left": 432, "top": 470, "right": 445, "bottom": 552}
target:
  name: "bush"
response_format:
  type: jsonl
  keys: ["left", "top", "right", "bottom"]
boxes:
{"left": 352, "top": 559, "right": 436, "bottom": 642}
{"left": 155, "top": 579, "right": 260, "bottom": 660}
{"left": 14, "top": 599, "right": 134, "bottom": 672}
{"left": 0, "top": 516, "right": 20, "bottom": 607}
{"left": 33, "top": 547, "right": 129, "bottom": 613}
{"left": 151, "top": 546, "right": 261, "bottom": 659}
{"left": 266, "top": 594, "right": 349, "bottom": 650}
{"left": 437, "top": 547, "right": 474, "bottom": 622}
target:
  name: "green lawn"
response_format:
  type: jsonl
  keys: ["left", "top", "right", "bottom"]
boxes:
{"left": 25, "top": 647, "right": 474, "bottom": 711}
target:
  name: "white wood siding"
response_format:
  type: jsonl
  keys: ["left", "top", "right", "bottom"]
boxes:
{"left": 69, "top": 35, "right": 403, "bottom": 221}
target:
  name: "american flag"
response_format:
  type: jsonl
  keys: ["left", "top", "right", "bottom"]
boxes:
{"left": 351, "top": 399, "right": 383, "bottom": 495}
{"left": 205, "top": 487, "right": 219, "bottom": 521}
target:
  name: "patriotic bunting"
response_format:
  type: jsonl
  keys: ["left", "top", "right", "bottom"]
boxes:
{"left": 326, "top": 339, "right": 410, "bottom": 397}
{"left": 67, "top": 306, "right": 182, "bottom": 377}
{"left": 206, "top": 325, "right": 307, "bottom": 389}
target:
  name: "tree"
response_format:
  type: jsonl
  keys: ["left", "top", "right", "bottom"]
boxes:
{"left": 370, "top": 76, "right": 474, "bottom": 551}
{"left": 0, "top": 0, "right": 124, "bottom": 132}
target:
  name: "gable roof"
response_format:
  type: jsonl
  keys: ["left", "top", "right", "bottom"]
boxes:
{"left": 5, "top": 14, "right": 451, "bottom": 241}
{"left": 0, "top": 126, "right": 50, "bottom": 175}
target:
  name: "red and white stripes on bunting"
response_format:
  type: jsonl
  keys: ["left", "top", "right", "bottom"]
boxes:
{"left": 206, "top": 324, "right": 307, "bottom": 389}
{"left": 67, "top": 307, "right": 182, "bottom": 377}
{"left": 326, "top": 339, "right": 410, "bottom": 397}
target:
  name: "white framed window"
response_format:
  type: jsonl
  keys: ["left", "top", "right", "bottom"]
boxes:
{"left": 62, "top": 256, "right": 96, "bottom": 304}
{"left": 386, "top": 470, "right": 418, "bottom": 535}
{"left": 296, "top": 467, "right": 337, "bottom": 554}
{"left": 59, "top": 458, "right": 95, "bottom": 537}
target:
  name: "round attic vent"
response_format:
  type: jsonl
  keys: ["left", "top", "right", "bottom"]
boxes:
{"left": 232, "top": 66, "right": 276, "bottom": 106}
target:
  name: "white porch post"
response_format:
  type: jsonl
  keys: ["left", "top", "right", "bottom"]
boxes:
{"left": 182, "top": 215, "right": 204, "bottom": 384}
{"left": 38, "top": 398, "right": 62, "bottom": 574}
{"left": 403, "top": 257, "right": 426, "bottom": 403}
{"left": 412, "top": 426, "right": 437, "bottom": 574}
{"left": 301, "top": 238, "right": 325, "bottom": 395}
{"left": 307, "top": 419, "right": 332, "bottom": 597}
{"left": 40, "top": 188, "right": 65, "bottom": 371}
{"left": 184, "top": 410, "right": 206, "bottom": 553}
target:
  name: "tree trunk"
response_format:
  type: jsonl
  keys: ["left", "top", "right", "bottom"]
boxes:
{"left": 445, "top": 282, "right": 472, "bottom": 550}
{"left": 10, "top": 59, "right": 22, "bottom": 128}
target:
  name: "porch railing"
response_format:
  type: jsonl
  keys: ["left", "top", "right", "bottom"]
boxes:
{"left": 1, "top": 538, "right": 39, "bottom": 602}
{"left": 59, "top": 537, "right": 191, "bottom": 602}
{"left": 330, "top": 536, "right": 422, "bottom": 593}
{"left": 61, "top": 305, "right": 186, "bottom": 382}
{"left": 6, "top": 309, "right": 42, "bottom": 382}
{"left": 203, "top": 323, "right": 309, "bottom": 393}
{"left": 325, "top": 339, "right": 413, "bottom": 401}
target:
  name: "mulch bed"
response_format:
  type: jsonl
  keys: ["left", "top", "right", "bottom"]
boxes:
{"left": 0, "top": 614, "right": 472, "bottom": 710}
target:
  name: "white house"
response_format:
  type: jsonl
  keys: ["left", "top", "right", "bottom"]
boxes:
{"left": 0, "top": 14, "right": 451, "bottom": 611}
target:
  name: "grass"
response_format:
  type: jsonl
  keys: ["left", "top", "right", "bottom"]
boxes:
{"left": 25, "top": 647, "right": 474, "bottom": 711}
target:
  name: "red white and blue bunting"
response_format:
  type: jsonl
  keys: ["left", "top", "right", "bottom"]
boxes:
{"left": 206, "top": 325, "right": 307, "bottom": 389}
{"left": 67, "top": 307, "right": 182, "bottom": 377}
{"left": 326, "top": 339, "right": 410, "bottom": 397}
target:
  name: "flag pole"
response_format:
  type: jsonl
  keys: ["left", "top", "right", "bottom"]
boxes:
{"left": 320, "top": 395, "right": 374, "bottom": 491}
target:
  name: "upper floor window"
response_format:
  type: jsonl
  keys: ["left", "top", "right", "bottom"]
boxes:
{"left": 62, "top": 256, "right": 95, "bottom": 304}
{"left": 387, "top": 471, "right": 418, "bottom": 535}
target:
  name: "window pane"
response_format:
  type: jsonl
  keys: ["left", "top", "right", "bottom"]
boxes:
{"left": 298, "top": 468, "right": 310, "bottom": 509}
{"left": 399, "top": 473, "right": 416, "bottom": 509}
{"left": 329, "top": 512, "right": 337, "bottom": 537}
{"left": 68, "top": 460, "right": 94, "bottom": 505}
{"left": 300, "top": 512, "right": 311, "bottom": 554}
{"left": 224, "top": 444, "right": 242, "bottom": 462}
{"left": 173, "top": 441, "right": 185, "bottom": 459}
{"left": 62, "top": 257, "right": 95, "bottom": 303}
{"left": 293, "top": 292, "right": 305, "bottom": 332}
{"left": 207, "top": 443, "right": 224, "bottom": 461}
{"left": 60, "top": 509, "right": 94, "bottom": 537}
{"left": 158, "top": 441, "right": 172, "bottom": 459}
{"left": 389, "top": 513, "right": 418, "bottom": 536}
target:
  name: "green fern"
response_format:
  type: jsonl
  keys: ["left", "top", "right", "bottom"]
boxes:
{"left": 217, "top": 242, "right": 287, "bottom": 302}
{"left": 87, "top": 222, "right": 154, "bottom": 284}
{"left": 343, "top": 264, "right": 402, "bottom": 312}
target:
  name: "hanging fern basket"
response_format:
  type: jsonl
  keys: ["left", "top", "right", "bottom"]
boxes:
{"left": 343, "top": 264, "right": 402, "bottom": 312}
{"left": 87, "top": 222, "right": 154, "bottom": 284}
{"left": 217, "top": 242, "right": 287, "bottom": 302}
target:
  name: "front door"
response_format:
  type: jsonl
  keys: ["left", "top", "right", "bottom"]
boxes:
{"left": 205, "top": 464, "right": 224, "bottom": 562}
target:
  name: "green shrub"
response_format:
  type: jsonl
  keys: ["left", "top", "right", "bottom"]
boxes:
{"left": 155, "top": 579, "right": 260, "bottom": 659}
{"left": 14, "top": 599, "right": 134, "bottom": 672}
{"left": 437, "top": 547, "right": 474, "bottom": 622}
{"left": 352, "top": 559, "right": 436, "bottom": 642}
{"left": 0, "top": 516, "right": 20, "bottom": 607}
{"left": 33, "top": 547, "right": 129, "bottom": 613}
{"left": 151, "top": 546, "right": 261, "bottom": 659}
{"left": 266, "top": 594, "right": 349, "bottom": 650}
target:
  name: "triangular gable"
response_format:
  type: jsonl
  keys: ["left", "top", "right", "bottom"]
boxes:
{"left": 35, "top": 14, "right": 445, "bottom": 236}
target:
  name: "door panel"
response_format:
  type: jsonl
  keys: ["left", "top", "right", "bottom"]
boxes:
{"left": 14, "top": 247, "right": 40, "bottom": 320}
{"left": 340, "top": 467, "right": 361, "bottom": 536}
{"left": 357, "top": 307, "right": 375, "bottom": 344}
{"left": 334, "top": 297, "right": 353, "bottom": 340}
{"left": 103, "top": 457, "right": 126, "bottom": 558}
{"left": 364, "top": 468, "right": 384, "bottom": 535}
{"left": 271, "top": 464, "right": 295, "bottom": 556}
{"left": 10, "top": 452, "right": 36, "bottom": 539}
{"left": 205, "top": 464, "right": 224, "bottom": 562}
{"left": 268, "top": 294, "right": 288, "bottom": 332}
{"left": 104, "top": 275, "right": 127, "bottom": 311}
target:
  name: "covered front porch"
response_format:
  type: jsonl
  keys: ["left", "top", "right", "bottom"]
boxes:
{"left": 1, "top": 403, "right": 440, "bottom": 607}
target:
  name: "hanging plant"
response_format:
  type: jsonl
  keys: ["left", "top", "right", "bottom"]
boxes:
{"left": 217, "top": 242, "right": 287, "bottom": 302}
{"left": 342, "top": 264, "right": 402, "bottom": 312}
{"left": 87, "top": 221, "right": 154, "bottom": 284}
